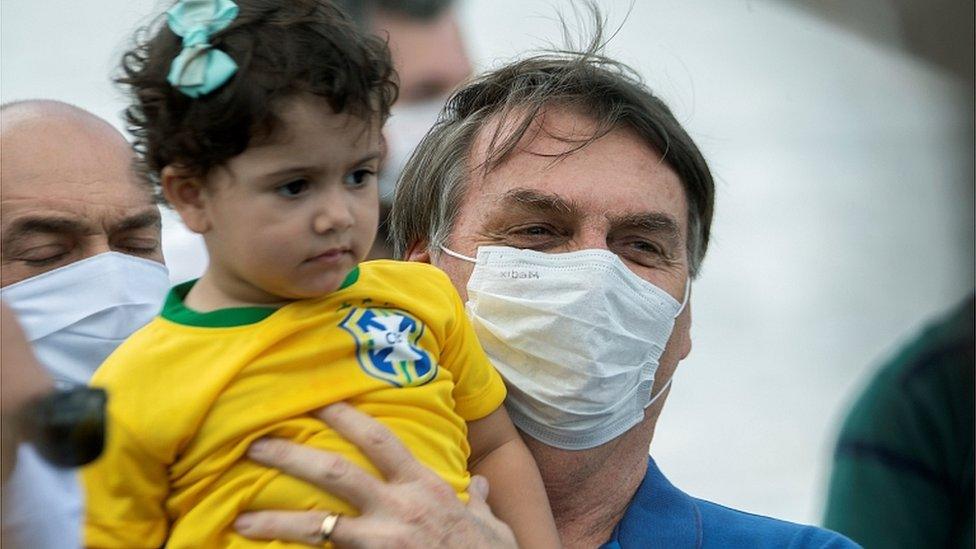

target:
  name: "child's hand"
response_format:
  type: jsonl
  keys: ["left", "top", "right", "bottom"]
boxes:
{"left": 234, "top": 403, "right": 517, "bottom": 548}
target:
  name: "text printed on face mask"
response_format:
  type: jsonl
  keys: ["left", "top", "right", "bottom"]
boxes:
{"left": 498, "top": 270, "right": 540, "bottom": 280}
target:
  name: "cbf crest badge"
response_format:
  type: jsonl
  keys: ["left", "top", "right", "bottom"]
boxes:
{"left": 339, "top": 307, "right": 437, "bottom": 387}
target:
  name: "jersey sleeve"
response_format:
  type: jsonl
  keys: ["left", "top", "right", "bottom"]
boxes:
{"left": 82, "top": 384, "right": 170, "bottom": 548}
{"left": 433, "top": 271, "right": 507, "bottom": 422}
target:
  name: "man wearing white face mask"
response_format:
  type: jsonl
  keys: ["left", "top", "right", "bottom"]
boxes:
{"left": 232, "top": 39, "right": 858, "bottom": 549}
{"left": 0, "top": 100, "right": 170, "bottom": 549}
{"left": 336, "top": 0, "right": 472, "bottom": 258}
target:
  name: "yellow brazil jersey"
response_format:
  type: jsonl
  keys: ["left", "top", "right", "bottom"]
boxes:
{"left": 82, "top": 261, "right": 506, "bottom": 548}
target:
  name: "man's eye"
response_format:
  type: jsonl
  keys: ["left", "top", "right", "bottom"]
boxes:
{"left": 276, "top": 179, "right": 310, "bottom": 197}
{"left": 628, "top": 240, "right": 662, "bottom": 254}
{"left": 344, "top": 169, "right": 375, "bottom": 188}
{"left": 18, "top": 247, "right": 70, "bottom": 266}
{"left": 499, "top": 224, "right": 566, "bottom": 251}
{"left": 115, "top": 238, "right": 160, "bottom": 255}
{"left": 616, "top": 239, "right": 674, "bottom": 268}
{"left": 512, "top": 225, "right": 556, "bottom": 237}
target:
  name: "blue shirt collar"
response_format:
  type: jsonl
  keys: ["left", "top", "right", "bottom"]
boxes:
{"left": 601, "top": 456, "right": 702, "bottom": 548}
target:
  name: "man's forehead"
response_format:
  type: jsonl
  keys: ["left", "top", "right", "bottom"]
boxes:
{"left": 467, "top": 107, "right": 687, "bottom": 221}
{"left": 1, "top": 120, "right": 150, "bottom": 209}
{"left": 1, "top": 169, "right": 154, "bottom": 239}
{"left": 1, "top": 166, "right": 152, "bottom": 212}
{"left": 468, "top": 106, "right": 600, "bottom": 167}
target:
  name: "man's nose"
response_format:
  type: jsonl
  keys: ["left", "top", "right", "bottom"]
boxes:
{"left": 572, "top": 227, "right": 612, "bottom": 252}
{"left": 82, "top": 236, "right": 113, "bottom": 259}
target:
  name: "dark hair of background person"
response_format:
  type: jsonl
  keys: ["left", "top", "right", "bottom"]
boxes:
{"left": 333, "top": 0, "right": 455, "bottom": 27}
{"left": 117, "top": 0, "right": 398, "bottom": 196}
{"left": 389, "top": 21, "right": 715, "bottom": 277}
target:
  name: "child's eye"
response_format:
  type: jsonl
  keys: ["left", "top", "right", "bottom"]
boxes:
{"left": 276, "top": 179, "right": 310, "bottom": 197}
{"left": 344, "top": 169, "right": 375, "bottom": 188}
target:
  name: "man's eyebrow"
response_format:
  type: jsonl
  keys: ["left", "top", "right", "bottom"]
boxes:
{"left": 110, "top": 210, "right": 162, "bottom": 233}
{"left": 0, "top": 216, "right": 89, "bottom": 250}
{"left": 499, "top": 188, "right": 580, "bottom": 216}
{"left": 610, "top": 212, "right": 682, "bottom": 243}
{"left": 3, "top": 216, "right": 88, "bottom": 237}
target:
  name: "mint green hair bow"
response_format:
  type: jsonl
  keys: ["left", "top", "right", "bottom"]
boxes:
{"left": 166, "top": 0, "right": 239, "bottom": 98}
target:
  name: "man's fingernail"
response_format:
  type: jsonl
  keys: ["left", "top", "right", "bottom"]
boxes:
{"left": 322, "top": 402, "right": 347, "bottom": 418}
{"left": 234, "top": 515, "right": 253, "bottom": 531}
{"left": 469, "top": 475, "right": 489, "bottom": 498}
{"left": 248, "top": 439, "right": 270, "bottom": 458}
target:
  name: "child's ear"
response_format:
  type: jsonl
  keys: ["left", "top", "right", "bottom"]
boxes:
{"left": 160, "top": 165, "right": 211, "bottom": 234}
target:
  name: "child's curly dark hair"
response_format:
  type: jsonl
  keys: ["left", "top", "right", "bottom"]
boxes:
{"left": 118, "top": 0, "right": 398, "bottom": 195}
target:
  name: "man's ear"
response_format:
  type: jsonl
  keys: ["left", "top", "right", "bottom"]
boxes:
{"left": 404, "top": 240, "right": 431, "bottom": 263}
{"left": 160, "top": 165, "right": 211, "bottom": 234}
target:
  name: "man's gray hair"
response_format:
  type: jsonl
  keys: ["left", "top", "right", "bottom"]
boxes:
{"left": 390, "top": 43, "right": 715, "bottom": 278}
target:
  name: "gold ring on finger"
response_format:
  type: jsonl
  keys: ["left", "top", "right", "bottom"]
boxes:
{"left": 317, "top": 512, "right": 341, "bottom": 544}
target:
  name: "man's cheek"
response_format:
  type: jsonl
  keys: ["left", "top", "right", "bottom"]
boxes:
{"left": 432, "top": 257, "right": 472, "bottom": 301}
{"left": 1, "top": 263, "right": 40, "bottom": 287}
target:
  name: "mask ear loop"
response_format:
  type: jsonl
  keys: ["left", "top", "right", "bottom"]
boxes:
{"left": 647, "top": 377, "right": 674, "bottom": 408}
{"left": 439, "top": 246, "right": 477, "bottom": 263}
{"left": 650, "top": 280, "right": 688, "bottom": 407}
{"left": 674, "top": 278, "right": 691, "bottom": 318}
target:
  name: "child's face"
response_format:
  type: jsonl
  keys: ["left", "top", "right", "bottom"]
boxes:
{"left": 200, "top": 94, "right": 381, "bottom": 302}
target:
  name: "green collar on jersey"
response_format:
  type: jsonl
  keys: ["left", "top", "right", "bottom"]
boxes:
{"left": 161, "top": 266, "right": 360, "bottom": 327}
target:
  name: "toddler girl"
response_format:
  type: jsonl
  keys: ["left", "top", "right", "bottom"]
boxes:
{"left": 82, "top": 1, "right": 558, "bottom": 547}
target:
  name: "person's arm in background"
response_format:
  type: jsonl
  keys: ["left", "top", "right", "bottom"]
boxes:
{"left": 823, "top": 295, "right": 974, "bottom": 548}
{"left": 235, "top": 403, "right": 517, "bottom": 548}
{"left": 0, "top": 301, "right": 54, "bottom": 480}
{"left": 466, "top": 406, "right": 561, "bottom": 548}
{"left": 0, "top": 302, "right": 57, "bottom": 547}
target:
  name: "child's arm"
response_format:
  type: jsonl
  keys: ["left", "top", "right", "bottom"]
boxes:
{"left": 467, "top": 406, "right": 561, "bottom": 549}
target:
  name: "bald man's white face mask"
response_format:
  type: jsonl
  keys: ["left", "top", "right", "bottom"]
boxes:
{"left": 1, "top": 252, "right": 169, "bottom": 385}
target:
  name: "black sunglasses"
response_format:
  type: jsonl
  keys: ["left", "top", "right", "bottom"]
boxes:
{"left": 17, "top": 387, "right": 107, "bottom": 468}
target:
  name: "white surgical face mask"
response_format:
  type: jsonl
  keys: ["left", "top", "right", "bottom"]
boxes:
{"left": 1, "top": 252, "right": 170, "bottom": 386}
{"left": 378, "top": 99, "right": 444, "bottom": 203}
{"left": 441, "top": 245, "right": 689, "bottom": 450}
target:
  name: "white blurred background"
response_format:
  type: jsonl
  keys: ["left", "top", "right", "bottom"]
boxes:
{"left": 3, "top": 0, "right": 972, "bottom": 525}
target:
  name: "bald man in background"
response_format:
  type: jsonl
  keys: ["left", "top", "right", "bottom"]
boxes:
{"left": 1, "top": 100, "right": 169, "bottom": 384}
{"left": 1, "top": 101, "right": 164, "bottom": 286}
{"left": 1, "top": 100, "right": 169, "bottom": 548}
